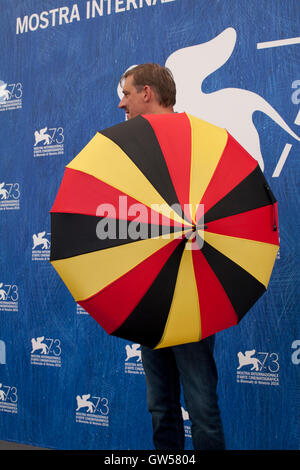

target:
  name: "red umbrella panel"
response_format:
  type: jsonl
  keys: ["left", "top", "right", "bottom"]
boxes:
{"left": 50, "top": 113, "right": 279, "bottom": 348}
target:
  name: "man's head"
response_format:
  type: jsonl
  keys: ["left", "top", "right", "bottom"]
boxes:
{"left": 118, "top": 63, "right": 176, "bottom": 120}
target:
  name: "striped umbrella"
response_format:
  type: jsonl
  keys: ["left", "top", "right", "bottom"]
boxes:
{"left": 50, "top": 113, "right": 279, "bottom": 349}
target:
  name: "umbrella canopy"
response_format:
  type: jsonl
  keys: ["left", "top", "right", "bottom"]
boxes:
{"left": 50, "top": 113, "right": 279, "bottom": 349}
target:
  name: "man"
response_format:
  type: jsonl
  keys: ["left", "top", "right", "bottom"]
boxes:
{"left": 118, "top": 63, "right": 175, "bottom": 119}
{"left": 118, "top": 63, "right": 226, "bottom": 451}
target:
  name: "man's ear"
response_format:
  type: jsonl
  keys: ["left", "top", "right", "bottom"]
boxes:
{"left": 143, "top": 85, "right": 152, "bottom": 103}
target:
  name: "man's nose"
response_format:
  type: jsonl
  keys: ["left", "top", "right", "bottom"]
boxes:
{"left": 118, "top": 97, "right": 125, "bottom": 109}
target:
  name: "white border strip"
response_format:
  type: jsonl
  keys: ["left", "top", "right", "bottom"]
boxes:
{"left": 257, "top": 37, "right": 300, "bottom": 49}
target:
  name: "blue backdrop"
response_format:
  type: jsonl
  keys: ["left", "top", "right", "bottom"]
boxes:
{"left": 0, "top": 0, "right": 299, "bottom": 450}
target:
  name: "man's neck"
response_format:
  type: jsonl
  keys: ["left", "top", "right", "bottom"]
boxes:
{"left": 145, "top": 105, "right": 174, "bottom": 115}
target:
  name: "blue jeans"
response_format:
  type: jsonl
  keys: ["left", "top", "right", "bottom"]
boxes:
{"left": 141, "top": 336, "right": 225, "bottom": 450}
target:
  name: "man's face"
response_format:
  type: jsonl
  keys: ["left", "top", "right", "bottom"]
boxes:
{"left": 118, "top": 75, "right": 147, "bottom": 120}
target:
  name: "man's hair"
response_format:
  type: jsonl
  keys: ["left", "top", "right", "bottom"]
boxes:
{"left": 120, "top": 63, "right": 176, "bottom": 108}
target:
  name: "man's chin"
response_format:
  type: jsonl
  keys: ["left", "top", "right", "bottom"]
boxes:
{"left": 126, "top": 111, "right": 141, "bottom": 120}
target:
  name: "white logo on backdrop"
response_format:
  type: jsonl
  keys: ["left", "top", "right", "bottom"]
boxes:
{"left": 33, "top": 126, "right": 64, "bottom": 158}
{"left": 124, "top": 343, "right": 144, "bottom": 375}
{"left": 32, "top": 231, "right": 50, "bottom": 261}
{"left": 0, "top": 383, "right": 18, "bottom": 414}
{"left": 75, "top": 394, "right": 110, "bottom": 427}
{"left": 181, "top": 406, "right": 191, "bottom": 439}
{"left": 237, "top": 349, "right": 263, "bottom": 371}
{"left": 0, "top": 82, "right": 11, "bottom": 102}
{"left": 236, "top": 349, "right": 280, "bottom": 386}
{"left": 165, "top": 27, "right": 300, "bottom": 172}
{"left": 0, "top": 183, "right": 8, "bottom": 200}
{"left": 181, "top": 407, "right": 189, "bottom": 421}
{"left": 31, "top": 337, "right": 48, "bottom": 354}
{"left": 125, "top": 343, "right": 142, "bottom": 362}
{"left": 119, "top": 28, "right": 299, "bottom": 174}
{"left": 34, "top": 127, "right": 52, "bottom": 146}
{"left": 0, "top": 283, "right": 19, "bottom": 312}
{"left": 32, "top": 231, "right": 50, "bottom": 250}
{"left": 76, "top": 394, "right": 95, "bottom": 413}
{"left": 30, "top": 336, "right": 61, "bottom": 367}
{"left": 0, "top": 182, "right": 20, "bottom": 210}
{"left": 0, "top": 80, "right": 22, "bottom": 111}
{"left": 0, "top": 385, "right": 5, "bottom": 401}
{"left": 0, "top": 284, "right": 7, "bottom": 300}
